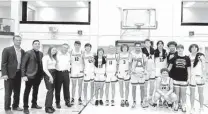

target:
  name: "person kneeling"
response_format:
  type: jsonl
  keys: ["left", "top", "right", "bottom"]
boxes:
{"left": 151, "top": 68, "right": 177, "bottom": 108}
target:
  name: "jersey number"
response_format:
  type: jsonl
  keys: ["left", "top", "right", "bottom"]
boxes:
{"left": 123, "top": 60, "right": 126, "bottom": 64}
{"left": 75, "top": 57, "right": 79, "bottom": 61}
{"left": 98, "top": 65, "right": 102, "bottom": 68}
{"left": 109, "top": 61, "right": 112, "bottom": 65}
{"left": 162, "top": 86, "right": 166, "bottom": 90}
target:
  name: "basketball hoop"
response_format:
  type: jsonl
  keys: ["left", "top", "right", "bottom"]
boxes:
{"left": 49, "top": 27, "right": 58, "bottom": 39}
{"left": 134, "top": 23, "right": 144, "bottom": 29}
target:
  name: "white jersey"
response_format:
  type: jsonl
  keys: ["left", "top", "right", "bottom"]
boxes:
{"left": 146, "top": 54, "right": 155, "bottom": 71}
{"left": 118, "top": 52, "right": 130, "bottom": 72}
{"left": 159, "top": 77, "right": 171, "bottom": 93}
{"left": 155, "top": 53, "right": 167, "bottom": 76}
{"left": 190, "top": 54, "right": 203, "bottom": 75}
{"left": 94, "top": 58, "right": 106, "bottom": 74}
{"left": 83, "top": 51, "right": 94, "bottom": 73}
{"left": 106, "top": 54, "right": 117, "bottom": 73}
{"left": 131, "top": 51, "right": 146, "bottom": 73}
{"left": 71, "top": 49, "right": 83, "bottom": 69}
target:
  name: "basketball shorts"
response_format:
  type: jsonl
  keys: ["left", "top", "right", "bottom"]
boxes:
{"left": 189, "top": 75, "right": 205, "bottom": 87}
{"left": 173, "top": 80, "right": 188, "bottom": 87}
{"left": 71, "top": 66, "right": 84, "bottom": 79}
{"left": 146, "top": 70, "right": 156, "bottom": 80}
{"left": 117, "top": 70, "right": 130, "bottom": 81}
{"left": 106, "top": 73, "right": 117, "bottom": 83}
{"left": 131, "top": 72, "right": 147, "bottom": 85}
{"left": 84, "top": 72, "right": 95, "bottom": 82}
{"left": 94, "top": 73, "right": 106, "bottom": 82}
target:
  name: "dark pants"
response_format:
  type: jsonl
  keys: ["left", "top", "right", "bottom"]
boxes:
{"left": 44, "top": 69, "right": 56, "bottom": 108}
{"left": 4, "top": 70, "right": 21, "bottom": 110}
{"left": 55, "top": 71, "right": 70, "bottom": 104}
{"left": 23, "top": 75, "right": 42, "bottom": 109}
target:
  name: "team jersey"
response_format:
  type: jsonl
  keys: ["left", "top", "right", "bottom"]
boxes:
{"left": 158, "top": 77, "right": 171, "bottom": 92}
{"left": 190, "top": 54, "right": 203, "bottom": 75}
{"left": 130, "top": 51, "right": 146, "bottom": 73}
{"left": 94, "top": 58, "right": 106, "bottom": 74}
{"left": 143, "top": 48, "right": 155, "bottom": 71}
{"left": 155, "top": 52, "right": 167, "bottom": 73}
{"left": 71, "top": 49, "right": 83, "bottom": 69}
{"left": 83, "top": 51, "right": 95, "bottom": 73}
{"left": 106, "top": 54, "right": 117, "bottom": 73}
{"left": 118, "top": 52, "right": 130, "bottom": 72}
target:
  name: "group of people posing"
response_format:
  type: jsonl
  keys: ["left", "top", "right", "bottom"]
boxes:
{"left": 1, "top": 35, "right": 206, "bottom": 114}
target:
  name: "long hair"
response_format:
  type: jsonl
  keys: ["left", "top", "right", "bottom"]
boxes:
{"left": 94, "top": 48, "right": 106, "bottom": 68}
{"left": 47, "top": 46, "right": 57, "bottom": 60}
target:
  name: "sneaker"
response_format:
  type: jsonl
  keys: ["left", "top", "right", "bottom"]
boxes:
{"left": 83, "top": 100, "right": 87, "bottom": 106}
{"left": 167, "top": 103, "right": 173, "bottom": 108}
{"left": 71, "top": 98, "right": 75, "bottom": 105}
{"left": 111, "top": 100, "right": 115, "bottom": 106}
{"left": 163, "top": 101, "right": 168, "bottom": 108}
{"left": 190, "top": 108, "right": 195, "bottom": 114}
{"left": 150, "top": 103, "right": 157, "bottom": 107}
{"left": 120, "top": 100, "right": 125, "bottom": 107}
{"left": 199, "top": 108, "right": 204, "bottom": 114}
{"left": 78, "top": 98, "right": 82, "bottom": 105}
{"left": 181, "top": 105, "right": 186, "bottom": 112}
{"left": 159, "top": 99, "right": 163, "bottom": 107}
{"left": 125, "top": 100, "right": 129, "bottom": 107}
{"left": 131, "top": 101, "right": 136, "bottom": 108}
{"left": 99, "top": 100, "right": 104, "bottom": 105}
{"left": 105, "top": 100, "right": 109, "bottom": 106}
{"left": 95, "top": 100, "right": 99, "bottom": 106}
{"left": 141, "top": 99, "right": 149, "bottom": 108}
{"left": 178, "top": 102, "right": 182, "bottom": 109}
{"left": 174, "top": 103, "right": 179, "bottom": 111}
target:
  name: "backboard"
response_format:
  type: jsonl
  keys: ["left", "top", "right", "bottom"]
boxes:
{"left": 121, "top": 9, "right": 157, "bottom": 29}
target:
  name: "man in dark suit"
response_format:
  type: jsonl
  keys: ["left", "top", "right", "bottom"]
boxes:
{"left": 1, "top": 35, "right": 25, "bottom": 113}
{"left": 21, "top": 40, "right": 43, "bottom": 114}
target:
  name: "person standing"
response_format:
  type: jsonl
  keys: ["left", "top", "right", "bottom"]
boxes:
{"left": 55, "top": 43, "right": 71, "bottom": 108}
{"left": 1, "top": 35, "right": 25, "bottom": 113}
{"left": 42, "top": 47, "right": 57, "bottom": 113}
{"left": 21, "top": 40, "right": 43, "bottom": 114}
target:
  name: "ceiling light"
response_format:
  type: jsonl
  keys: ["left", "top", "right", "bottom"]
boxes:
{"left": 36, "top": 1, "right": 48, "bottom": 7}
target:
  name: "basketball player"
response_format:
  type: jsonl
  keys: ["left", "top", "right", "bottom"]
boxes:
{"left": 83, "top": 43, "right": 95, "bottom": 105}
{"left": 70, "top": 41, "right": 84, "bottom": 105}
{"left": 189, "top": 44, "right": 205, "bottom": 114}
{"left": 94, "top": 48, "right": 106, "bottom": 106}
{"left": 168, "top": 44, "right": 191, "bottom": 112}
{"left": 105, "top": 45, "right": 118, "bottom": 106}
{"left": 117, "top": 44, "right": 130, "bottom": 107}
{"left": 142, "top": 39, "right": 155, "bottom": 103}
{"left": 151, "top": 68, "right": 177, "bottom": 108}
{"left": 130, "top": 42, "right": 148, "bottom": 108}
{"left": 154, "top": 40, "right": 167, "bottom": 78}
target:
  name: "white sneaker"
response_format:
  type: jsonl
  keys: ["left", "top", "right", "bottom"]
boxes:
{"left": 131, "top": 101, "right": 136, "bottom": 108}
{"left": 190, "top": 108, "right": 195, "bottom": 114}
{"left": 199, "top": 108, "right": 204, "bottom": 114}
{"left": 181, "top": 105, "right": 186, "bottom": 112}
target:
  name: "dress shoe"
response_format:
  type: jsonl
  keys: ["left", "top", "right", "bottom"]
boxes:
{"left": 23, "top": 109, "right": 30, "bottom": 114}
{"left": 56, "top": 103, "right": 61, "bottom": 109}
{"left": 31, "top": 104, "right": 42, "bottom": 109}
{"left": 12, "top": 107, "right": 23, "bottom": 111}
{"left": 45, "top": 108, "right": 54, "bottom": 113}
{"left": 65, "top": 102, "right": 71, "bottom": 107}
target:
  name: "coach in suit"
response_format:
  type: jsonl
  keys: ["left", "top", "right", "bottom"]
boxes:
{"left": 21, "top": 40, "right": 43, "bottom": 114}
{"left": 1, "top": 35, "right": 25, "bottom": 112}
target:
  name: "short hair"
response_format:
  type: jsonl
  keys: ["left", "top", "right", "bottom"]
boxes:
{"left": 32, "top": 40, "right": 40, "bottom": 45}
{"left": 176, "top": 44, "right": 184, "bottom": 49}
{"left": 120, "top": 44, "right": 129, "bottom": 52}
{"left": 144, "top": 39, "right": 151, "bottom": 43}
{"left": 74, "top": 41, "right": 81, "bottom": 45}
{"left": 157, "top": 40, "right": 164, "bottom": 46}
{"left": 167, "top": 41, "right": 177, "bottom": 47}
{"left": 160, "top": 68, "right": 169, "bottom": 74}
{"left": 62, "top": 43, "right": 69, "bottom": 47}
{"left": 13, "top": 35, "right": 21, "bottom": 40}
{"left": 189, "top": 44, "right": 199, "bottom": 53}
{"left": 134, "top": 42, "right": 142, "bottom": 46}
{"left": 85, "top": 43, "right": 92, "bottom": 48}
